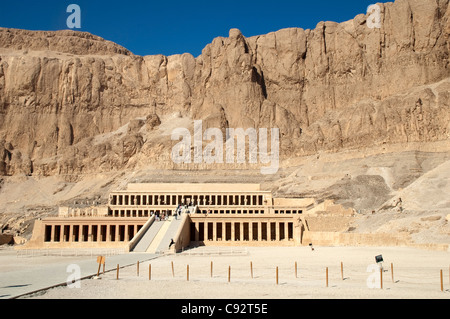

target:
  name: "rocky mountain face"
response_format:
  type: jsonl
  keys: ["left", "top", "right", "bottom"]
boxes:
{"left": 0, "top": 0, "right": 449, "bottom": 178}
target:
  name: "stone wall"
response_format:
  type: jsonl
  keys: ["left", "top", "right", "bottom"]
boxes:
{"left": 301, "top": 231, "right": 449, "bottom": 251}
{"left": 172, "top": 214, "right": 192, "bottom": 252}
{"left": 303, "top": 216, "right": 354, "bottom": 232}
{"left": 303, "top": 231, "right": 410, "bottom": 247}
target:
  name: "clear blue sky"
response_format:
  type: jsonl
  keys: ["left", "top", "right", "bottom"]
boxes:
{"left": 0, "top": 0, "right": 389, "bottom": 57}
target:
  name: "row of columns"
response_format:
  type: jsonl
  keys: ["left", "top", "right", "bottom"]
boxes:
{"left": 110, "top": 193, "right": 265, "bottom": 207}
{"left": 110, "top": 209, "right": 170, "bottom": 218}
{"left": 44, "top": 223, "right": 142, "bottom": 243}
{"left": 192, "top": 221, "right": 294, "bottom": 242}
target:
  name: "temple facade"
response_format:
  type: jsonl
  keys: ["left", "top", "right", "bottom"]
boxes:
{"left": 21, "top": 183, "right": 318, "bottom": 252}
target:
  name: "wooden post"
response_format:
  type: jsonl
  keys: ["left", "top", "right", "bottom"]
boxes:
{"left": 326, "top": 267, "right": 328, "bottom": 287}
{"left": 210, "top": 261, "right": 213, "bottom": 278}
{"left": 171, "top": 261, "right": 175, "bottom": 277}
{"left": 276, "top": 266, "right": 279, "bottom": 285}
{"left": 96, "top": 256, "right": 105, "bottom": 276}
{"left": 441, "top": 269, "right": 444, "bottom": 292}
{"left": 137, "top": 261, "right": 140, "bottom": 276}
{"left": 380, "top": 267, "right": 383, "bottom": 289}
{"left": 116, "top": 264, "right": 119, "bottom": 280}
{"left": 187, "top": 264, "right": 189, "bottom": 281}
{"left": 295, "top": 261, "right": 298, "bottom": 278}
{"left": 341, "top": 262, "right": 343, "bottom": 280}
{"left": 391, "top": 263, "right": 394, "bottom": 283}
{"left": 97, "top": 261, "right": 102, "bottom": 277}
{"left": 149, "top": 264, "right": 152, "bottom": 280}
{"left": 250, "top": 261, "right": 253, "bottom": 279}
{"left": 228, "top": 266, "right": 231, "bottom": 283}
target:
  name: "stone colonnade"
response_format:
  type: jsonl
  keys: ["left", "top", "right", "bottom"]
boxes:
{"left": 189, "top": 218, "right": 296, "bottom": 243}
{"left": 109, "top": 193, "right": 267, "bottom": 207}
{"left": 42, "top": 219, "right": 146, "bottom": 243}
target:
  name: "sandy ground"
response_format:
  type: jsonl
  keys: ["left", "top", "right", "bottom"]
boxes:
{"left": 21, "top": 246, "right": 450, "bottom": 299}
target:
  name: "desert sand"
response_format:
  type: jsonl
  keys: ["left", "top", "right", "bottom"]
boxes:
{"left": 23, "top": 246, "right": 450, "bottom": 299}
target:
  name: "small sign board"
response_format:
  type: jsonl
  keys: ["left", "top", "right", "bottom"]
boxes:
{"left": 375, "top": 255, "right": 383, "bottom": 263}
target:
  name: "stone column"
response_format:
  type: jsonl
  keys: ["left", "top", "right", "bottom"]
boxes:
{"left": 298, "top": 221, "right": 303, "bottom": 244}
{"left": 285, "top": 222, "right": 289, "bottom": 241}
{"left": 195, "top": 222, "right": 200, "bottom": 241}
{"left": 88, "top": 224, "right": 93, "bottom": 242}
{"left": 50, "top": 225, "right": 55, "bottom": 242}
{"left": 275, "top": 222, "right": 280, "bottom": 241}
{"left": 115, "top": 225, "right": 120, "bottom": 242}
{"left": 80, "top": 225, "right": 85, "bottom": 242}
{"left": 106, "top": 225, "right": 111, "bottom": 242}
{"left": 212, "top": 222, "right": 217, "bottom": 241}
{"left": 249, "top": 222, "right": 253, "bottom": 241}
{"left": 124, "top": 225, "right": 129, "bottom": 242}
{"left": 59, "top": 226, "right": 64, "bottom": 242}
{"left": 97, "top": 225, "right": 101, "bottom": 242}
{"left": 240, "top": 222, "right": 244, "bottom": 242}
{"left": 72, "top": 226, "right": 77, "bottom": 242}
{"left": 204, "top": 222, "right": 209, "bottom": 241}
{"left": 69, "top": 225, "right": 74, "bottom": 242}
{"left": 222, "top": 222, "right": 226, "bottom": 241}
{"left": 231, "top": 222, "right": 235, "bottom": 241}
{"left": 78, "top": 225, "right": 83, "bottom": 242}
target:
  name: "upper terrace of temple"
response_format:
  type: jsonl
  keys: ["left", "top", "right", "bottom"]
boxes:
{"left": 108, "top": 183, "right": 274, "bottom": 207}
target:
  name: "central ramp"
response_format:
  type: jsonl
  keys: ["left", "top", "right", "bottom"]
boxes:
{"left": 146, "top": 218, "right": 174, "bottom": 253}
{"left": 131, "top": 211, "right": 187, "bottom": 253}
{"left": 154, "top": 215, "right": 184, "bottom": 253}
{"left": 131, "top": 219, "right": 164, "bottom": 252}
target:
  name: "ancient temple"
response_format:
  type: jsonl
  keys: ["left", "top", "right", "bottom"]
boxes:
{"left": 21, "top": 183, "right": 326, "bottom": 253}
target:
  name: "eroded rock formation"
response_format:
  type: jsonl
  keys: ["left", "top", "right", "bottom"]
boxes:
{"left": 0, "top": 0, "right": 448, "bottom": 177}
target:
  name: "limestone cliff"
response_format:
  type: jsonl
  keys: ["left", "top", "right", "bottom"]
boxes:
{"left": 0, "top": 0, "right": 449, "bottom": 177}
